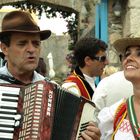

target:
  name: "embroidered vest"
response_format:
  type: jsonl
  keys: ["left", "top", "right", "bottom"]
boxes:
{"left": 112, "top": 96, "right": 140, "bottom": 140}
{"left": 64, "top": 74, "right": 91, "bottom": 100}
{"left": 111, "top": 101, "right": 127, "bottom": 139}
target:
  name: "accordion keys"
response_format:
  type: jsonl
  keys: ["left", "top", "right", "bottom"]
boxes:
{"left": 0, "top": 81, "right": 96, "bottom": 140}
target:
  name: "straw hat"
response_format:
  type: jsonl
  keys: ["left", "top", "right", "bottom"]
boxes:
{"left": 113, "top": 37, "right": 140, "bottom": 54}
{"left": 0, "top": 10, "right": 51, "bottom": 40}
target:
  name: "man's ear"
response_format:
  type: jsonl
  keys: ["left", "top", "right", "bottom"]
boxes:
{"left": 84, "top": 56, "right": 93, "bottom": 66}
{"left": 0, "top": 43, "right": 8, "bottom": 56}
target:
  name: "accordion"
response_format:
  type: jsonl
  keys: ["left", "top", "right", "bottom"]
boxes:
{"left": 0, "top": 80, "right": 96, "bottom": 140}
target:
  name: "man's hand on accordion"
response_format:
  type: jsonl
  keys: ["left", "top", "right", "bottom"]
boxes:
{"left": 79, "top": 122, "right": 101, "bottom": 140}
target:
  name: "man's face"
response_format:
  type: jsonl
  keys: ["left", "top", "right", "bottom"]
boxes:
{"left": 85, "top": 50, "right": 108, "bottom": 77}
{"left": 2, "top": 32, "right": 41, "bottom": 74}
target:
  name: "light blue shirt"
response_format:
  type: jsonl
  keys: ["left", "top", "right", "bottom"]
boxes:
{"left": 0, "top": 64, "right": 45, "bottom": 84}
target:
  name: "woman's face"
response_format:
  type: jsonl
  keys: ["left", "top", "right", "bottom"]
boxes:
{"left": 122, "top": 45, "right": 140, "bottom": 83}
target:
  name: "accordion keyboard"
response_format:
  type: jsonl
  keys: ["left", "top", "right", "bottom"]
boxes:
{"left": 19, "top": 83, "right": 44, "bottom": 140}
{"left": 0, "top": 81, "right": 96, "bottom": 140}
{"left": 0, "top": 86, "right": 20, "bottom": 140}
{"left": 76, "top": 102, "right": 96, "bottom": 139}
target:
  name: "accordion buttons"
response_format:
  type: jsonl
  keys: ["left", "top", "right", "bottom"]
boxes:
{"left": 15, "top": 114, "right": 22, "bottom": 120}
{"left": 15, "top": 120, "right": 20, "bottom": 127}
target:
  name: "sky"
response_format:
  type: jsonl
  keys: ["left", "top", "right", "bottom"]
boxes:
{"left": 0, "top": 6, "right": 68, "bottom": 35}
{"left": 38, "top": 12, "right": 68, "bottom": 35}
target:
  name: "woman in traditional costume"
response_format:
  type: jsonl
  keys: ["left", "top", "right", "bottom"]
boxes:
{"left": 98, "top": 37, "right": 140, "bottom": 140}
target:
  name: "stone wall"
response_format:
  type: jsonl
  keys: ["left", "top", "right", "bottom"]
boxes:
{"left": 108, "top": 0, "right": 140, "bottom": 69}
{"left": 0, "top": 0, "right": 100, "bottom": 13}
{"left": 40, "top": 35, "right": 69, "bottom": 83}
{"left": 78, "top": 0, "right": 96, "bottom": 39}
{"left": 123, "top": 0, "right": 140, "bottom": 37}
{"left": 108, "top": 0, "right": 123, "bottom": 68}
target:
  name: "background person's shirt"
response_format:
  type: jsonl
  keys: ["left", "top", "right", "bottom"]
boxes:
{"left": 92, "top": 71, "right": 133, "bottom": 111}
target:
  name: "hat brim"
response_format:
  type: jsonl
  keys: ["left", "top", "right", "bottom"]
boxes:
{"left": 113, "top": 37, "right": 140, "bottom": 54}
{"left": 0, "top": 29, "right": 51, "bottom": 41}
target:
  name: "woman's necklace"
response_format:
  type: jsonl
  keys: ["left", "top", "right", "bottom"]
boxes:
{"left": 127, "top": 95, "right": 140, "bottom": 140}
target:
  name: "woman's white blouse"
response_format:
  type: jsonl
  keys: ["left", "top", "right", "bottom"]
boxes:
{"left": 98, "top": 98, "right": 135, "bottom": 140}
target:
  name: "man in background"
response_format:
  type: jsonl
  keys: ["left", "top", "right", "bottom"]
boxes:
{"left": 62, "top": 37, "right": 108, "bottom": 100}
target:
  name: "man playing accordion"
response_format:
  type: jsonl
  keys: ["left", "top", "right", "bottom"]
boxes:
{"left": 0, "top": 10, "right": 100, "bottom": 140}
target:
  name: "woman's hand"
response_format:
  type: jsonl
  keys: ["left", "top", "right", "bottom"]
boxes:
{"left": 79, "top": 122, "right": 101, "bottom": 140}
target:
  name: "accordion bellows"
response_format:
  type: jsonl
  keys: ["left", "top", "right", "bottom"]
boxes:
{"left": 0, "top": 80, "right": 96, "bottom": 140}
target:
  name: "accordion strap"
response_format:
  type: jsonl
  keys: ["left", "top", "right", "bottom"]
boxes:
{"left": 111, "top": 102, "right": 127, "bottom": 140}
{"left": 0, "top": 74, "right": 25, "bottom": 85}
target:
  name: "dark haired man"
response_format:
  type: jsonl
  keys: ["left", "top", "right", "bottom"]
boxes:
{"left": 62, "top": 37, "right": 108, "bottom": 100}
